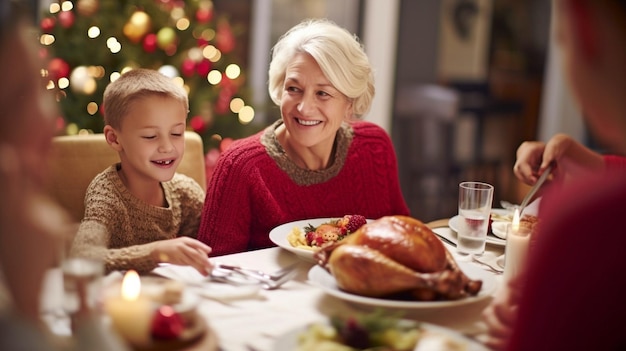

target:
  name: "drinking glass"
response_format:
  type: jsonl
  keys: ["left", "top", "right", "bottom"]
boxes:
{"left": 457, "top": 181, "right": 494, "bottom": 256}
{"left": 62, "top": 256, "right": 105, "bottom": 315}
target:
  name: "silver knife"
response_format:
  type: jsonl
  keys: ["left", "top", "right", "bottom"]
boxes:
{"left": 519, "top": 164, "right": 553, "bottom": 212}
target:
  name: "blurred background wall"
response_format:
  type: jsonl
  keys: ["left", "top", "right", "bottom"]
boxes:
{"left": 38, "top": 0, "right": 588, "bottom": 222}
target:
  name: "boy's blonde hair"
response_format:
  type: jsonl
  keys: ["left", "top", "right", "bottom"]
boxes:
{"left": 103, "top": 68, "right": 189, "bottom": 129}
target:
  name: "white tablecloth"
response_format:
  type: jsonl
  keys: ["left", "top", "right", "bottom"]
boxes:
{"left": 41, "top": 227, "right": 505, "bottom": 351}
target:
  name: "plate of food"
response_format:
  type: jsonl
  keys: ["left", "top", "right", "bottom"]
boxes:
{"left": 274, "top": 312, "right": 490, "bottom": 351}
{"left": 307, "top": 261, "right": 497, "bottom": 309}
{"left": 448, "top": 208, "right": 511, "bottom": 246}
{"left": 269, "top": 215, "right": 369, "bottom": 263}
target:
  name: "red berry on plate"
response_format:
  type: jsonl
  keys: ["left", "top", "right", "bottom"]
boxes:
{"left": 345, "top": 215, "right": 367, "bottom": 233}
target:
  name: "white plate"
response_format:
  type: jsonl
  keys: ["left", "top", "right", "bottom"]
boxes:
{"left": 307, "top": 261, "right": 496, "bottom": 309}
{"left": 448, "top": 209, "right": 511, "bottom": 246}
{"left": 274, "top": 320, "right": 490, "bottom": 351}
{"left": 269, "top": 218, "right": 371, "bottom": 263}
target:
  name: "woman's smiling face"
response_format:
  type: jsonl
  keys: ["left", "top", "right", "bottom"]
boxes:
{"left": 279, "top": 53, "right": 353, "bottom": 150}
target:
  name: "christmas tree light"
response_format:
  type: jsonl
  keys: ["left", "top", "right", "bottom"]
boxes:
{"left": 39, "top": 0, "right": 259, "bottom": 154}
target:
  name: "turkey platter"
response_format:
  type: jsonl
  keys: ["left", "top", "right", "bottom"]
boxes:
{"left": 314, "top": 216, "right": 482, "bottom": 301}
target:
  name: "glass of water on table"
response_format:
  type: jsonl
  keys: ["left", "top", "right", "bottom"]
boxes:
{"left": 457, "top": 181, "right": 494, "bottom": 256}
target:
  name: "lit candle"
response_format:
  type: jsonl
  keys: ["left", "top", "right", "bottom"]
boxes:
{"left": 503, "top": 208, "right": 531, "bottom": 282}
{"left": 104, "top": 270, "right": 154, "bottom": 346}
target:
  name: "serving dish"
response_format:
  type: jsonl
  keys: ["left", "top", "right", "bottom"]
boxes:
{"left": 307, "top": 261, "right": 496, "bottom": 309}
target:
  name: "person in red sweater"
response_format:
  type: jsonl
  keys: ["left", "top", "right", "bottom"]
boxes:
{"left": 482, "top": 0, "right": 626, "bottom": 350}
{"left": 198, "top": 19, "right": 409, "bottom": 256}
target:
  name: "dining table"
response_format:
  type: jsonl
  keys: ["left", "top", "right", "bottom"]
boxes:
{"left": 40, "top": 220, "right": 506, "bottom": 351}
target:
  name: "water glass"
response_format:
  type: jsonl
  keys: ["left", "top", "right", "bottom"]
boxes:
{"left": 457, "top": 181, "right": 494, "bottom": 256}
{"left": 62, "top": 257, "right": 105, "bottom": 314}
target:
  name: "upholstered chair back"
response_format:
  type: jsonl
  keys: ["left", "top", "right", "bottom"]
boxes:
{"left": 47, "top": 131, "right": 206, "bottom": 221}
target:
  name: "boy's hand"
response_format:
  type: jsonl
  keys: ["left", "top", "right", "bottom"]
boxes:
{"left": 153, "top": 237, "right": 213, "bottom": 275}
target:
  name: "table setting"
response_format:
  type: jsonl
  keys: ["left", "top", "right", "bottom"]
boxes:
{"left": 39, "top": 179, "right": 544, "bottom": 351}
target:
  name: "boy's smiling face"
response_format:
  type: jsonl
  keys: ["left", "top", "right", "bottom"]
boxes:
{"left": 109, "top": 95, "right": 187, "bottom": 185}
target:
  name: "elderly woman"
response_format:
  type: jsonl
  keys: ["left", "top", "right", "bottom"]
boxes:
{"left": 198, "top": 19, "right": 409, "bottom": 256}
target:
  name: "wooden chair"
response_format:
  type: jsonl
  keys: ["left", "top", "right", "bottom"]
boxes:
{"left": 46, "top": 131, "right": 206, "bottom": 222}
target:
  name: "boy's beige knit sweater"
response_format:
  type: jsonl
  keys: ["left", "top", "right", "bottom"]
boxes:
{"left": 70, "top": 164, "right": 205, "bottom": 274}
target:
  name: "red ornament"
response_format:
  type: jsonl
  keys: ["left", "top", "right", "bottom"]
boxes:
{"left": 220, "top": 138, "right": 234, "bottom": 152}
{"left": 181, "top": 59, "right": 196, "bottom": 77}
{"left": 190, "top": 115, "right": 207, "bottom": 133}
{"left": 195, "top": 59, "right": 211, "bottom": 77}
{"left": 143, "top": 33, "right": 158, "bottom": 53}
{"left": 196, "top": 38, "right": 209, "bottom": 48}
{"left": 47, "top": 58, "right": 71, "bottom": 80}
{"left": 39, "top": 47, "right": 49, "bottom": 60}
{"left": 151, "top": 306, "right": 184, "bottom": 340}
{"left": 58, "top": 11, "right": 75, "bottom": 29}
{"left": 195, "top": 7, "right": 213, "bottom": 23}
{"left": 40, "top": 17, "right": 56, "bottom": 32}
{"left": 216, "top": 20, "right": 235, "bottom": 54}
{"left": 55, "top": 116, "right": 66, "bottom": 133}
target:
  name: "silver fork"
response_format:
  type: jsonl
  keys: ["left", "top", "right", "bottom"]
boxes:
{"left": 471, "top": 255, "right": 504, "bottom": 274}
{"left": 215, "top": 263, "right": 299, "bottom": 290}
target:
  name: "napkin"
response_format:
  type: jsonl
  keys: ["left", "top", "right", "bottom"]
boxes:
{"left": 151, "top": 264, "right": 261, "bottom": 301}
{"left": 472, "top": 252, "right": 504, "bottom": 273}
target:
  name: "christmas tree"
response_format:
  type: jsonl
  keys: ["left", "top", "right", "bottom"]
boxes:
{"left": 39, "top": 0, "right": 260, "bottom": 156}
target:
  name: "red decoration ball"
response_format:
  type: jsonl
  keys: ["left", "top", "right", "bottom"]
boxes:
{"left": 55, "top": 116, "right": 66, "bottom": 133}
{"left": 58, "top": 11, "right": 75, "bottom": 29}
{"left": 195, "top": 8, "right": 213, "bottom": 23}
{"left": 190, "top": 115, "right": 207, "bottom": 133}
{"left": 39, "top": 47, "right": 49, "bottom": 60}
{"left": 196, "top": 38, "right": 209, "bottom": 48}
{"left": 220, "top": 138, "right": 234, "bottom": 152}
{"left": 48, "top": 58, "right": 71, "bottom": 80}
{"left": 216, "top": 20, "right": 235, "bottom": 54}
{"left": 151, "top": 306, "right": 184, "bottom": 340}
{"left": 40, "top": 17, "right": 56, "bottom": 32}
{"left": 195, "top": 59, "right": 211, "bottom": 77}
{"left": 181, "top": 59, "right": 196, "bottom": 77}
{"left": 143, "top": 33, "right": 158, "bottom": 53}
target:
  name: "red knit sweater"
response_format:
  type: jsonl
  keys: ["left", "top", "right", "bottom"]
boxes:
{"left": 198, "top": 120, "right": 410, "bottom": 256}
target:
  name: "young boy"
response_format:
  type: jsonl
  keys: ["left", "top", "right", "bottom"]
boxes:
{"left": 70, "top": 68, "right": 213, "bottom": 275}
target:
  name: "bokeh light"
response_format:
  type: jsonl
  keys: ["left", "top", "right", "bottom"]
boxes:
{"left": 238, "top": 106, "right": 255, "bottom": 124}
{"left": 207, "top": 70, "right": 222, "bottom": 85}
{"left": 229, "top": 97, "right": 244, "bottom": 113}
{"left": 225, "top": 64, "right": 240, "bottom": 79}
{"left": 88, "top": 26, "right": 101, "bottom": 38}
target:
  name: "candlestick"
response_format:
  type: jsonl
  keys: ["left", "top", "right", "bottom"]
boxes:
{"left": 104, "top": 270, "right": 154, "bottom": 346}
{"left": 503, "top": 209, "right": 531, "bottom": 282}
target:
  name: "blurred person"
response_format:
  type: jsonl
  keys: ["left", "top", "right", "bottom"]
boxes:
{"left": 513, "top": 133, "right": 626, "bottom": 186}
{"left": 69, "top": 69, "right": 213, "bottom": 275}
{"left": 197, "top": 19, "right": 409, "bottom": 256}
{"left": 483, "top": 0, "right": 626, "bottom": 350}
{"left": 0, "top": 1, "right": 127, "bottom": 350}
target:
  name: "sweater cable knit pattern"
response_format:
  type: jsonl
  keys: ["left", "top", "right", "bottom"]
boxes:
{"left": 70, "top": 164, "right": 205, "bottom": 273}
{"left": 198, "top": 119, "right": 410, "bottom": 256}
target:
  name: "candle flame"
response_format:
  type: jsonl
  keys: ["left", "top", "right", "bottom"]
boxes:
{"left": 512, "top": 208, "right": 521, "bottom": 232}
{"left": 121, "top": 270, "right": 141, "bottom": 301}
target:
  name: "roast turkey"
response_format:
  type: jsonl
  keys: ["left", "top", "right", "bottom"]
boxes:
{"left": 314, "top": 215, "right": 482, "bottom": 300}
